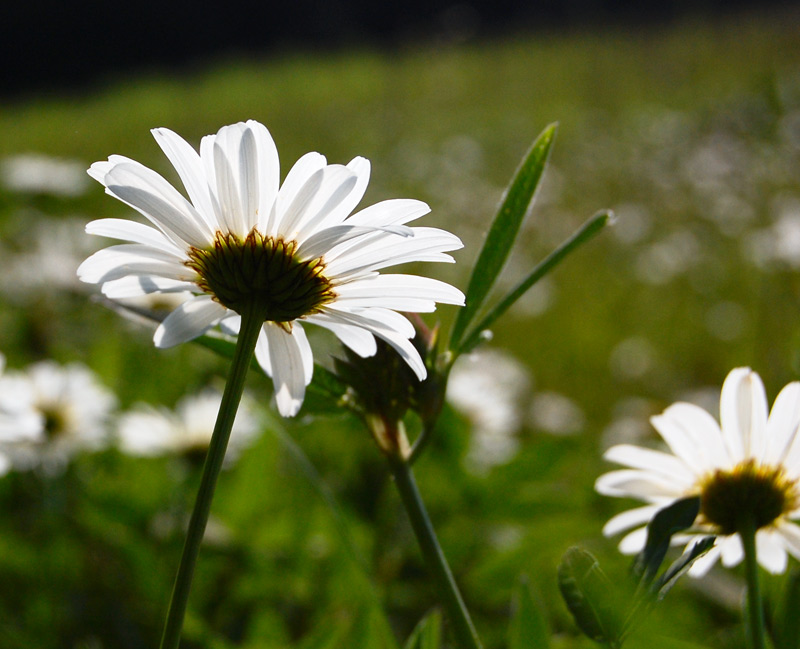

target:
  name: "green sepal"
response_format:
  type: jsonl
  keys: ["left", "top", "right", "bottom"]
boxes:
{"left": 633, "top": 497, "right": 700, "bottom": 587}
{"left": 558, "top": 547, "right": 624, "bottom": 647}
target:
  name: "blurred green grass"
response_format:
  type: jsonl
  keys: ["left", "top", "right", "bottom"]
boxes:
{"left": 1, "top": 8, "right": 800, "bottom": 648}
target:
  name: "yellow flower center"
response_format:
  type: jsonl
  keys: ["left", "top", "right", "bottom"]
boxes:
{"left": 186, "top": 230, "right": 335, "bottom": 322}
{"left": 699, "top": 460, "right": 799, "bottom": 535}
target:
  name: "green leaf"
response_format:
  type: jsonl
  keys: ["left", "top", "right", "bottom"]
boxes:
{"left": 456, "top": 209, "right": 612, "bottom": 355}
{"left": 633, "top": 497, "right": 700, "bottom": 587}
{"left": 403, "top": 610, "right": 443, "bottom": 649}
{"left": 508, "top": 575, "right": 550, "bottom": 649}
{"left": 558, "top": 547, "right": 623, "bottom": 647}
{"left": 654, "top": 536, "right": 715, "bottom": 600}
{"left": 448, "top": 123, "right": 558, "bottom": 351}
{"left": 770, "top": 570, "right": 800, "bottom": 649}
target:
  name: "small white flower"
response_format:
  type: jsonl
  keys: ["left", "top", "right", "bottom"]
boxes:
{"left": 0, "top": 359, "right": 116, "bottom": 474}
{"left": 117, "top": 389, "right": 259, "bottom": 463}
{"left": 597, "top": 368, "right": 800, "bottom": 576}
{"left": 78, "top": 120, "right": 465, "bottom": 417}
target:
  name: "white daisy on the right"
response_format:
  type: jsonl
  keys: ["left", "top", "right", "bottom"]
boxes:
{"left": 596, "top": 367, "right": 800, "bottom": 576}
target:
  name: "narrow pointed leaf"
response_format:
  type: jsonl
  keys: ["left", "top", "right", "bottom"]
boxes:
{"left": 633, "top": 497, "right": 700, "bottom": 587}
{"left": 509, "top": 575, "right": 550, "bottom": 649}
{"left": 654, "top": 536, "right": 716, "bottom": 600}
{"left": 457, "top": 210, "right": 612, "bottom": 355}
{"left": 404, "top": 610, "right": 443, "bottom": 649}
{"left": 558, "top": 547, "right": 623, "bottom": 646}
{"left": 449, "top": 123, "right": 557, "bottom": 351}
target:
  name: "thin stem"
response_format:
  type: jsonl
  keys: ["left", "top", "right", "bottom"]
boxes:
{"left": 388, "top": 456, "right": 483, "bottom": 649}
{"left": 159, "top": 304, "right": 264, "bottom": 649}
{"left": 740, "top": 518, "right": 766, "bottom": 649}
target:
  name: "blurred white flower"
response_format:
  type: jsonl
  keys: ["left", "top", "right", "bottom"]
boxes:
{"left": 1, "top": 153, "right": 89, "bottom": 196}
{"left": 529, "top": 391, "right": 585, "bottom": 436}
{"left": 446, "top": 349, "right": 531, "bottom": 471}
{"left": 117, "top": 389, "right": 260, "bottom": 464}
{"left": 597, "top": 368, "right": 800, "bottom": 576}
{"left": 0, "top": 359, "right": 116, "bottom": 475}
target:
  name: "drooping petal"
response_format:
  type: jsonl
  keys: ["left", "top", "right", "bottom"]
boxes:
{"left": 602, "top": 504, "right": 663, "bottom": 536}
{"left": 333, "top": 274, "right": 465, "bottom": 310}
{"left": 346, "top": 197, "right": 431, "bottom": 227}
{"left": 776, "top": 521, "right": 800, "bottom": 560}
{"left": 262, "top": 323, "right": 313, "bottom": 417}
{"left": 756, "top": 530, "right": 788, "bottom": 574}
{"left": 719, "top": 534, "right": 744, "bottom": 567}
{"left": 304, "top": 313, "right": 378, "bottom": 358}
{"left": 288, "top": 164, "right": 358, "bottom": 241}
{"left": 154, "top": 296, "right": 227, "bottom": 348}
{"left": 618, "top": 527, "right": 648, "bottom": 554}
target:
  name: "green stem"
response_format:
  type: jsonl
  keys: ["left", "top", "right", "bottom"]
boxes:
{"left": 159, "top": 304, "right": 264, "bottom": 649}
{"left": 388, "top": 456, "right": 483, "bottom": 649}
{"left": 740, "top": 518, "right": 766, "bottom": 649}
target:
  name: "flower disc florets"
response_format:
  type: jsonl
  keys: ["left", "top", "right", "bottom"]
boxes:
{"left": 700, "top": 460, "right": 798, "bottom": 535}
{"left": 186, "top": 229, "right": 335, "bottom": 322}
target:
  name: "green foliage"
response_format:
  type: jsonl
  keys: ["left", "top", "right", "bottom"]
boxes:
{"left": 508, "top": 576, "right": 550, "bottom": 649}
{"left": 449, "top": 124, "right": 557, "bottom": 353}
{"left": 404, "top": 610, "right": 444, "bottom": 649}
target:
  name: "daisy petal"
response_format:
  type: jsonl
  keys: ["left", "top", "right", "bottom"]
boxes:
{"left": 776, "top": 521, "right": 800, "bottom": 560}
{"left": 618, "top": 527, "right": 648, "bottom": 554}
{"left": 595, "top": 469, "right": 687, "bottom": 500}
{"left": 720, "top": 367, "right": 768, "bottom": 461}
{"left": 86, "top": 218, "right": 183, "bottom": 255}
{"left": 263, "top": 323, "right": 313, "bottom": 417}
{"left": 766, "top": 381, "right": 800, "bottom": 466}
{"left": 602, "top": 504, "right": 663, "bottom": 536}
{"left": 102, "top": 161, "right": 213, "bottom": 248}
{"left": 756, "top": 530, "right": 788, "bottom": 573}
{"left": 651, "top": 403, "right": 729, "bottom": 474}
{"left": 151, "top": 127, "right": 216, "bottom": 227}
{"left": 602, "top": 444, "right": 696, "bottom": 485}
{"left": 154, "top": 296, "right": 226, "bottom": 348}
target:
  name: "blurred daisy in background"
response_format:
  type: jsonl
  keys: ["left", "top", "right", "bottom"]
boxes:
{"left": 117, "top": 389, "right": 260, "bottom": 465}
{"left": 597, "top": 367, "right": 800, "bottom": 576}
{"left": 446, "top": 349, "right": 532, "bottom": 471}
{"left": 0, "top": 358, "right": 116, "bottom": 475}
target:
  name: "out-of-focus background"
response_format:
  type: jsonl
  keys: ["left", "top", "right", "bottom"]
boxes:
{"left": 2, "top": 2, "right": 800, "bottom": 647}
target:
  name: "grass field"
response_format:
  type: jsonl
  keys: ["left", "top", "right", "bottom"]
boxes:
{"left": 1, "top": 8, "right": 800, "bottom": 648}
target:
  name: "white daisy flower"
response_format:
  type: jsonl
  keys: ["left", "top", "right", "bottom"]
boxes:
{"left": 78, "top": 120, "right": 465, "bottom": 417}
{"left": 596, "top": 367, "right": 800, "bottom": 576}
{"left": 0, "top": 360, "right": 117, "bottom": 474}
{"left": 117, "top": 389, "right": 259, "bottom": 463}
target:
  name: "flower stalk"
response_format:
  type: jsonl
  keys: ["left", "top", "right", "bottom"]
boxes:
{"left": 159, "top": 302, "right": 264, "bottom": 649}
{"left": 387, "top": 453, "right": 484, "bottom": 649}
{"left": 740, "top": 516, "right": 766, "bottom": 649}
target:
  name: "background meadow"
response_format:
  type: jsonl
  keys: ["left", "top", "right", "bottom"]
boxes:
{"left": 1, "top": 8, "right": 800, "bottom": 648}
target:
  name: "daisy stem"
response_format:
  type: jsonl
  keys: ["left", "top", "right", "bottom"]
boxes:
{"left": 159, "top": 303, "right": 263, "bottom": 649}
{"left": 388, "top": 455, "right": 484, "bottom": 649}
{"left": 740, "top": 518, "right": 766, "bottom": 649}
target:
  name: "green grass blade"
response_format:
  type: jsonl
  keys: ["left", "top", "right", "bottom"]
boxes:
{"left": 508, "top": 575, "right": 550, "bottom": 649}
{"left": 403, "top": 610, "right": 443, "bottom": 649}
{"left": 457, "top": 210, "right": 612, "bottom": 355}
{"left": 448, "top": 123, "right": 558, "bottom": 351}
